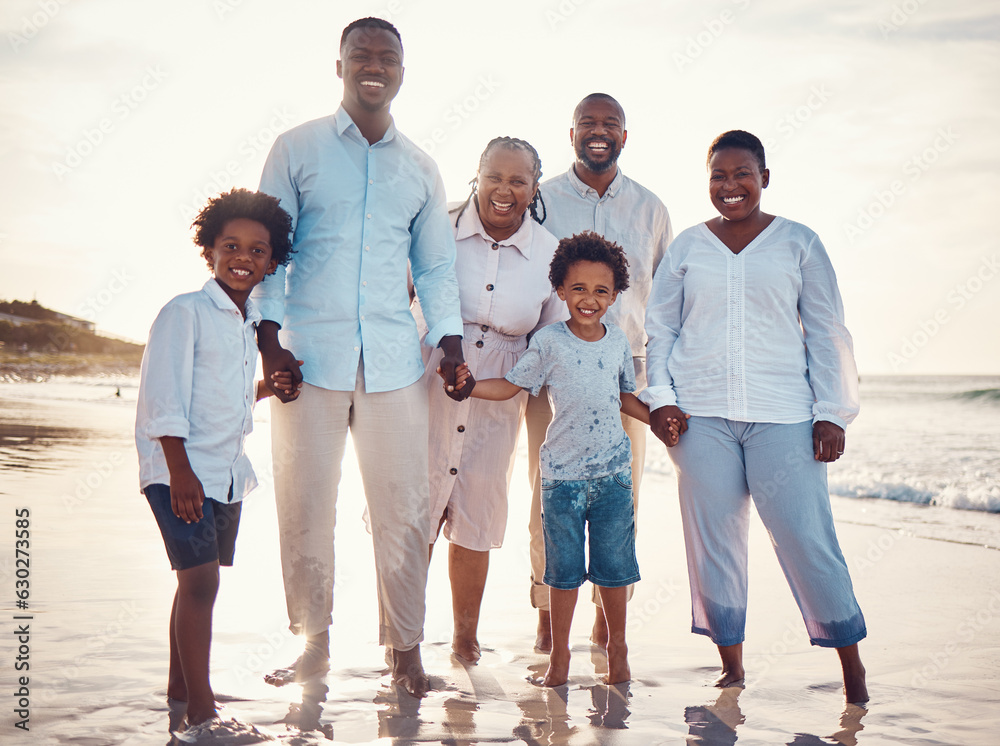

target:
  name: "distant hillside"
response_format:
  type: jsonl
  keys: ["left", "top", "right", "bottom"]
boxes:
{"left": 0, "top": 299, "right": 143, "bottom": 356}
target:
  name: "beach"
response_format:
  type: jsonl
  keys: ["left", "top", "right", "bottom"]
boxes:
{"left": 2, "top": 375, "right": 1000, "bottom": 744}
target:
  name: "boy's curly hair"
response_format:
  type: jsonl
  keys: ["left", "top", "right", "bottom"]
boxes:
{"left": 191, "top": 188, "right": 295, "bottom": 270}
{"left": 548, "top": 231, "right": 630, "bottom": 293}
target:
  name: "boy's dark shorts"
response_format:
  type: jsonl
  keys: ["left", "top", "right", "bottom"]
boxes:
{"left": 144, "top": 483, "right": 242, "bottom": 571}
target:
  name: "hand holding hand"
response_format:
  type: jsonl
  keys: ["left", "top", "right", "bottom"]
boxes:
{"left": 650, "top": 405, "right": 690, "bottom": 448}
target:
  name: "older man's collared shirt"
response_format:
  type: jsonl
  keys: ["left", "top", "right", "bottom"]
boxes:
{"left": 540, "top": 166, "right": 672, "bottom": 387}
{"left": 253, "top": 106, "right": 462, "bottom": 393}
{"left": 136, "top": 280, "right": 260, "bottom": 502}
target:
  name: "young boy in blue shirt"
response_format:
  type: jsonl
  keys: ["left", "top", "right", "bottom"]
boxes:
{"left": 446, "top": 232, "right": 682, "bottom": 687}
{"left": 135, "top": 188, "right": 295, "bottom": 734}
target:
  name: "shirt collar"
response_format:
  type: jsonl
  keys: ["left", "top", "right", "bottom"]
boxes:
{"left": 454, "top": 201, "right": 534, "bottom": 259}
{"left": 565, "top": 164, "right": 625, "bottom": 199}
{"left": 333, "top": 104, "right": 398, "bottom": 145}
{"left": 202, "top": 279, "right": 262, "bottom": 324}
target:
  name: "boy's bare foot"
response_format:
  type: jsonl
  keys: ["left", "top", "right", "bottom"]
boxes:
{"left": 538, "top": 648, "right": 570, "bottom": 687}
{"left": 535, "top": 610, "right": 552, "bottom": 653}
{"left": 603, "top": 640, "right": 630, "bottom": 685}
{"left": 452, "top": 636, "right": 481, "bottom": 664}
{"left": 392, "top": 645, "right": 430, "bottom": 698}
{"left": 590, "top": 608, "right": 609, "bottom": 648}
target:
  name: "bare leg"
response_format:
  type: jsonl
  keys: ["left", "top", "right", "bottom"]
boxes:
{"left": 541, "top": 587, "right": 578, "bottom": 687}
{"left": 449, "top": 543, "right": 489, "bottom": 663}
{"left": 263, "top": 629, "right": 330, "bottom": 687}
{"left": 535, "top": 609, "right": 552, "bottom": 653}
{"left": 174, "top": 563, "right": 220, "bottom": 725}
{"left": 715, "top": 643, "right": 745, "bottom": 688}
{"left": 167, "top": 591, "right": 186, "bottom": 702}
{"left": 597, "top": 586, "right": 630, "bottom": 684}
{"left": 590, "top": 607, "right": 609, "bottom": 648}
{"left": 837, "top": 643, "right": 868, "bottom": 704}
{"left": 392, "top": 644, "right": 430, "bottom": 698}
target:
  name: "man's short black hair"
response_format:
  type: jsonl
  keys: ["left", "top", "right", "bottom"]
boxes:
{"left": 192, "top": 188, "right": 294, "bottom": 270}
{"left": 340, "top": 17, "right": 402, "bottom": 53}
{"left": 549, "top": 231, "right": 630, "bottom": 293}
{"left": 572, "top": 93, "right": 626, "bottom": 129}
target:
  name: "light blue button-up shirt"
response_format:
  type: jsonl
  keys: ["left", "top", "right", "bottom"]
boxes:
{"left": 252, "top": 106, "right": 462, "bottom": 393}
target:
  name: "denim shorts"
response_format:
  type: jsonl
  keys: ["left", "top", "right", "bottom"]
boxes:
{"left": 540, "top": 468, "right": 640, "bottom": 590}
{"left": 144, "top": 483, "right": 241, "bottom": 571}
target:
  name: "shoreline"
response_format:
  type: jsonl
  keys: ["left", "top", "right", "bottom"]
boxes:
{"left": 0, "top": 352, "right": 141, "bottom": 382}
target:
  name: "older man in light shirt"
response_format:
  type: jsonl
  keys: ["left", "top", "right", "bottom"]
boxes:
{"left": 526, "top": 93, "right": 672, "bottom": 650}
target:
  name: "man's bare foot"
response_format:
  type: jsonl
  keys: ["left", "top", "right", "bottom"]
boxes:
{"left": 535, "top": 610, "right": 552, "bottom": 653}
{"left": 538, "top": 649, "right": 570, "bottom": 687}
{"left": 604, "top": 640, "right": 630, "bottom": 685}
{"left": 392, "top": 645, "right": 430, "bottom": 698}
{"left": 452, "top": 636, "right": 481, "bottom": 664}
{"left": 263, "top": 652, "right": 329, "bottom": 687}
{"left": 590, "top": 608, "right": 609, "bottom": 648}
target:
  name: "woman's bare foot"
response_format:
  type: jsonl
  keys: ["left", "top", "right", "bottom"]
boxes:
{"left": 452, "top": 635, "right": 481, "bottom": 663}
{"left": 715, "top": 642, "right": 745, "bottom": 688}
{"left": 604, "top": 639, "right": 630, "bottom": 685}
{"left": 392, "top": 645, "right": 430, "bottom": 698}
{"left": 264, "top": 632, "right": 330, "bottom": 687}
{"left": 590, "top": 608, "right": 609, "bottom": 648}
{"left": 539, "top": 648, "right": 570, "bottom": 687}
{"left": 837, "top": 644, "right": 868, "bottom": 704}
{"left": 535, "top": 610, "right": 552, "bottom": 653}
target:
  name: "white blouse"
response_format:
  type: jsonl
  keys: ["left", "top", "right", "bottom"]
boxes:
{"left": 641, "top": 217, "right": 859, "bottom": 428}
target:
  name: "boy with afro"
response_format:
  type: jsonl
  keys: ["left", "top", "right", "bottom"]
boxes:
{"left": 135, "top": 188, "right": 294, "bottom": 735}
{"left": 444, "top": 231, "right": 682, "bottom": 687}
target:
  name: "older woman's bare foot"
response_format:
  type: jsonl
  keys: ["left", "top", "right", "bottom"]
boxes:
{"left": 452, "top": 636, "right": 481, "bottom": 664}
{"left": 538, "top": 649, "right": 570, "bottom": 687}
{"left": 264, "top": 631, "right": 330, "bottom": 687}
{"left": 603, "top": 640, "right": 630, "bottom": 685}
{"left": 535, "top": 610, "right": 552, "bottom": 653}
{"left": 392, "top": 645, "right": 430, "bottom": 698}
{"left": 590, "top": 608, "right": 609, "bottom": 648}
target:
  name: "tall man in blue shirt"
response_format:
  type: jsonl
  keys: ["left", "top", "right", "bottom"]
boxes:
{"left": 527, "top": 93, "right": 672, "bottom": 651}
{"left": 252, "top": 17, "right": 469, "bottom": 698}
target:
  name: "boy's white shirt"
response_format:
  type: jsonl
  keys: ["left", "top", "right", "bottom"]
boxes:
{"left": 135, "top": 279, "right": 261, "bottom": 503}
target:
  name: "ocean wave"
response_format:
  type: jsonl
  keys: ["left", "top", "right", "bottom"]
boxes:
{"left": 952, "top": 388, "right": 1000, "bottom": 403}
{"left": 830, "top": 478, "right": 1000, "bottom": 514}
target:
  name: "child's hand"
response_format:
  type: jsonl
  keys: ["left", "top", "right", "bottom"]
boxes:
{"left": 437, "top": 363, "right": 473, "bottom": 393}
{"left": 663, "top": 418, "right": 682, "bottom": 447}
{"left": 269, "top": 361, "right": 304, "bottom": 400}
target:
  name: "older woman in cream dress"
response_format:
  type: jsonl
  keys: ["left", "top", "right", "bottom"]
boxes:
{"left": 415, "top": 136, "right": 565, "bottom": 662}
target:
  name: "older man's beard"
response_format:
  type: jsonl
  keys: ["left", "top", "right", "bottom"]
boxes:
{"left": 575, "top": 137, "right": 621, "bottom": 173}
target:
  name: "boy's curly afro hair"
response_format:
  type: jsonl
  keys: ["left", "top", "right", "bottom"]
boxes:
{"left": 548, "top": 231, "right": 630, "bottom": 293}
{"left": 192, "top": 188, "right": 295, "bottom": 270}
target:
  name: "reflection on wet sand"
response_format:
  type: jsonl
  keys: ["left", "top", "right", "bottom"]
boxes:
{"left": 0, "top": 420, "right": 91, "bottom": 471}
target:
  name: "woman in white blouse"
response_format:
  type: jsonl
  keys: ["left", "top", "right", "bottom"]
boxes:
{"left": 417, "top": 137, "right": 565, "bottom": 663}
{"left": 642, "top": 130, "right": 868, "bottom": 703}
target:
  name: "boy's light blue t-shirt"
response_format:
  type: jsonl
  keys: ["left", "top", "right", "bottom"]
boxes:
{"left": 506, "top": 321, "right": 636, "bottom": 480}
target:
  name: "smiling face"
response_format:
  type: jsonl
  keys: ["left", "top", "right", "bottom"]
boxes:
{"left": 571, "top": 98, "right": 627, "bottom": 175}
{"left": 556, "top": 260, "right": 618, "bottom": 340}
{"left": 337, "top": 27, "right": 404, "bottom": 116}
{"left": 207, "top": 218, "right": 277, "bottom": 313}
{"left": 475, "top": 146, "right": 539, "bottom": 242}
{"left": 708, "top": 147, "right": 770, "bottom": 223}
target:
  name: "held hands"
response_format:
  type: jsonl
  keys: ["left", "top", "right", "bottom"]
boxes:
{"left": 438, "top": 335, "right": 474, "bottom": 401}
{"left": 262, "top": 347, "right": 304, "bottom": 403}
{"left": 650, "top": 405, "right": 690, "bottom": 448}
{"left": 813, "top": 420, "right": 846, "bottom": 462}
{"left": 437, "top": 362, "right": 474, "bottom": 397}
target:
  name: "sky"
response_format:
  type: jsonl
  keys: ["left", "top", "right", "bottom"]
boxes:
{"left": 1, "top": 0, "right": 997, "bottom": 375}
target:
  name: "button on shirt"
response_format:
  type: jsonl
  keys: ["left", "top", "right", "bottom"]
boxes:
{"left": 541, "top": 166, "right": 672, "bottom": 386}
{"left": 641, "top": 217, "right": 860, "bottom": 428}
{"left": 252, "top": 106, "right": 462, "bottom": 393}
{"left": 135, "top": 280, "right": 260, "bottom": 502}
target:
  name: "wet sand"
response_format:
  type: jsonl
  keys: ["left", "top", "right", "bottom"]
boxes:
{"left": 2, "top": 379, "right": 1000, "bottom": 744}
